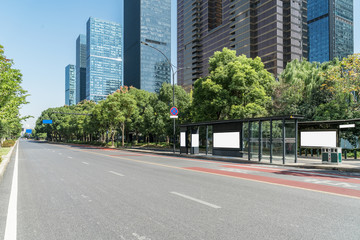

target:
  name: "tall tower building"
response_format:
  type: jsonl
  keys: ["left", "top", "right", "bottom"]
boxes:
{"left": 124, "top": 0, "right": 171, "bottom": 93}
{"left": 65, "top": 64, "right": 76, "bottom": 106}
{"left": 308, "top": 0, "right": 353, "bottom": 62}
{"left": 76, "top": 34, "right": 87, "bottom": 103}
{"left": 86, "top": 17, "right": 123, "bottom": 103}
{"left": 177, "top": 0, "right": 308, "bottom": 91}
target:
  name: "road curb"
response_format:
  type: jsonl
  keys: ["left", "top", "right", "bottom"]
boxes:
{"left": 0, "top": 141, "right": 17, "bottom": 183}
{"left": 123, "top": 148, "right": 360, "bottom": 173}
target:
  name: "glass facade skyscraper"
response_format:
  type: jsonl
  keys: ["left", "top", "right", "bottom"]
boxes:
{"left": 124, "top": 0, "right": 171, "bottom": 93}
{"left": 308, "top": 0, "right": 353, "bottom": 62}
{"left": 76, "top": 34, "right": 87, "bottom": 104}
{"left": 86, "top": 17, "right": 122, "bottom": 103}
{"left": 65, "top": 64, "right": 76, "bottom": 106}
{"left": 177, "top": 0, "right": 308, "bottom": 91}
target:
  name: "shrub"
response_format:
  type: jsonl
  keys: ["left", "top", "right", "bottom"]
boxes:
{"left": 1, "top": 140, "right": 16, "bottom": 148}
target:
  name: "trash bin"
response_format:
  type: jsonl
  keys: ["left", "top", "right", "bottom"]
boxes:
{"left": 322, "top": 147, "right": 342, "bottom": 164}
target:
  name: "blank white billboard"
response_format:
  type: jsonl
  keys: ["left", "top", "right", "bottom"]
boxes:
{"left": 300, "top": 131, "right": 337, "bottom": 148}
{"left": 213, "top": 132, "right": 240, "bottom": 148}
{"left": 180, "top": 132, "right": 186, "bottom": 147}
{"left": 191, "top": 134, "right": 199, "bottom": 147}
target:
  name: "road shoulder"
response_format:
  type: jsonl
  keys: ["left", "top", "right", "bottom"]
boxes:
{"left": 0, "top": 141, "right": 17, "bottom": 183}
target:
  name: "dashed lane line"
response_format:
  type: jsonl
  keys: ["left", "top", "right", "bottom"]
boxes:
{"left": 170, "top": 191, "right": 221, "bottom": 209}
{"left": 108, "top": 171, "right": 124, "bottom": 177}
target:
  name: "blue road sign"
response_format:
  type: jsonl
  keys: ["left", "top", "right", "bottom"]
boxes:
{"left": 170, "top": 107, "right": 178, "bottom": 116}
{"left": 25, "top": 129, "right": 32, "bottom": 134}
{"left": 43, "top": 119, "right": 53, "bottom": 124}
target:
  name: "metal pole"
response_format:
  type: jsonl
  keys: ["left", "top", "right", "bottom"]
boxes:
{"left": 206, "top": 125, "right": 209, "bottom": 155}
{"left": 141, "top": 41, "right": 176, "bottom": 154}
{"left": 282, "top": 118, "right": 286, "bottom": 164}
{"left": 259, "top": 120, "right": 262, "bottom": 162}
{"left": 173, "top": 71, "right": 176, "bottom": 154}
{"left": 240, "top": 122, "right": 243, "bottom": 158}
{"left": 141, "top": 41, "right": 192, "bottom": 154}
{"left": 248, "top": 122, "right": 251, "bottom": 161}
{"left": 270, "top": 119, "right": 273, "bottom": 163}
{"left": 295, "top": 119, "right": 298, "bottom": 163}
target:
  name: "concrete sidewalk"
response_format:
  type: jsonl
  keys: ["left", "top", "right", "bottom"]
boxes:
{"left": 125, "top": 147, "right": 360, "bottom": 173}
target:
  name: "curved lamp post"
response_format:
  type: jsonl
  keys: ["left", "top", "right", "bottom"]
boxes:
{"left": 140, "top": 41, "right": 177, "bottom": 153}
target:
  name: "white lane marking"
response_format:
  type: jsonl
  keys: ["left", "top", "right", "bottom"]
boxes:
{"left": 170, "top": 192, "right": 221, "bottom": 209}
{"left": 82, "top": 162, "right": 89, "bottom": 165}
{"left": 81, "top": 194, "right": 93, "bottom": 203}
{"left": 132, "top": 232, "right": 151, "bottom": 240}
{"left": 68, "top": 157, "right": 73, "bottom": 159}
{"left": 219, "top": 168, "right": 251, "bottom": 174}
{"left": 289, "top": 170, "right": 359, "bottom": 180}
{"left": 58, "top": 153, "right": 62, "bottom": 155}
{"left": 4, "top": 142, "right": 19, "bottom": 240}
{"left": 304, "top": 178, "right": 357, "bottom": 188}
{"left": 227, "top": 165, "right": 360, "bottom": 180}
{"left": 108, "top": 171, "right": 124, "bottom": 177}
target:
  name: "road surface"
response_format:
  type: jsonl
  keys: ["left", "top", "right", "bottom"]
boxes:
{"left": 0, "top": 140, "right": 360, "bottom": 239}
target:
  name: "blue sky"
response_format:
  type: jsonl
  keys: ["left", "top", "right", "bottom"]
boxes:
{"left": 0, "top": 0, "right": 359, "bottom": 128}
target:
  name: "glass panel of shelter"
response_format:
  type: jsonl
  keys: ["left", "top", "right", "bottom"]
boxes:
{"left": 261, "top": 121, "right": 271, "bottom": 162}
{"left": 271, "top": 120, "right": 283, "bottom": 163}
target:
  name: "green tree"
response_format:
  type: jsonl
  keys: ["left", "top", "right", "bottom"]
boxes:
{"left": 192, "top": 48, "right": 275, "bottom": 122}
{"left": 317, "top": 54, "right": 360, "bottom": 120}
{"left": 272, "top": 59, "right": 338, "bottom": 120}
{"left": 101, "top": 87, "right": 137, "bottom": 147}
{"left": 128, "top": 87, "right": 155, "bottom": 142}
{"left": 0, "top": 45, "right": 29, "bottom": 140}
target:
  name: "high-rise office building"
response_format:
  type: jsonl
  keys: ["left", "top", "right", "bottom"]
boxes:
{"left": 124, "top": 0, "right": 171, "bottom": 93}
{"left": 86, "top": 17, "right": 122, "bottom": 102}
{"left": 308, "top": 0, "right": 353, "bottom": 62}
{"left": 65, "top": 64, "right": 76, "bottom": 106}
{"left": 76, "top": 34, "right": 87, "bottom": 103}
{"left": 178, "top": 0, "right": 308, "bottom": 90}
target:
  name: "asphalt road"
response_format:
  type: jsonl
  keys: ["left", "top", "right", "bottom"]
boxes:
{"left": 0, "top": 139, "right": 360, "bottom": 240}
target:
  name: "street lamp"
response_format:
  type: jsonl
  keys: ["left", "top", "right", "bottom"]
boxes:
{"left": 140, "top": 41, "right": 177, "bottom": 153}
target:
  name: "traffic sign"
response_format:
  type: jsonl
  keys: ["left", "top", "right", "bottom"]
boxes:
{"left": 43, "top": 119, "right": 53, "bottom": 124}
{"left": 170, "top": 115, "right": 178, "bottom": 119}
{"left": 170, "top": 107, "right": 178, "bottom": 116}
{"left": 25, "top": 129, "right": 32, "bottom": 134}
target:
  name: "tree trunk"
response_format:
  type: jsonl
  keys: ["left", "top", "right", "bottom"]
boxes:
{"left": 121, "top": 122, "right": 125, "bottom": 147}
{"left": 111, "top": 131, "right": 115, "bottom": 147}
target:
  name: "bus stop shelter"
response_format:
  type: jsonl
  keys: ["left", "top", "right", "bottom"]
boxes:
{"left": 299, "top": 118, "right": 360, "bottom": 159}
{"left": 180, "top": 115, "right": 303, "bottom": 164}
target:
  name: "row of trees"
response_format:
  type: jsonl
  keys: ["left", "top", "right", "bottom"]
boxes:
{"left": 273, "top": 54, "right": 360, "bottom": 120}
{"left": 34, "top": 48, "right": 360, "bottom": 146}
{"left": 0, "top": 45, "right": 28, "bottom": 142}
{"left": 35, "top": 84, "right": 190, "bottom": 146}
